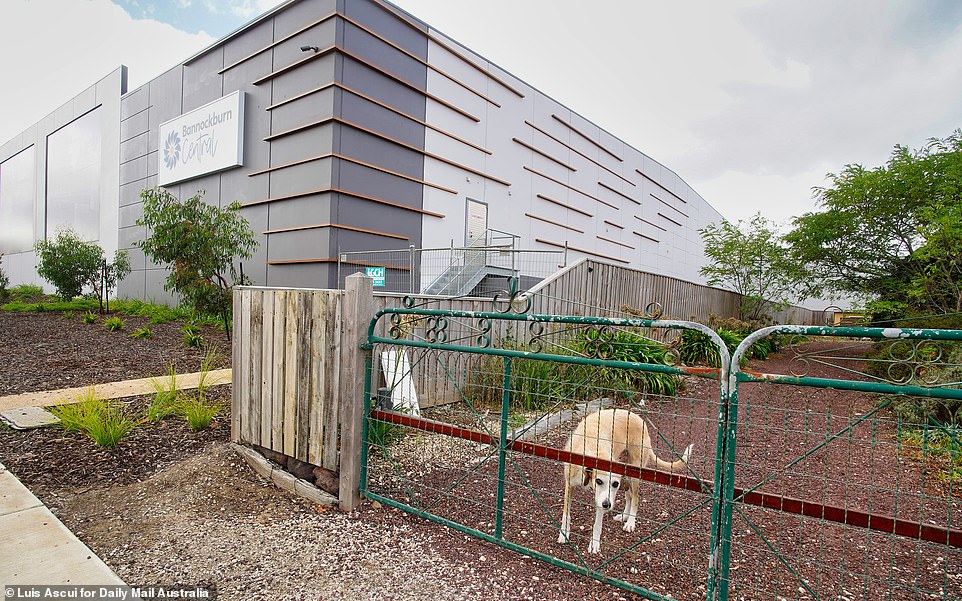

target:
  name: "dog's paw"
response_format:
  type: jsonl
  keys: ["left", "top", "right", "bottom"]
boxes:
{"left": 682, "top": 443, "right": 694, "bottom": 463}
{"left": 613, "top": 512, "right": 626, "bottom": 523}
{"left": 588, "top": 540, "right": 601, "bottom": 554}
{"left": 622, "top": 518, "right": 636, "bottom": 533}
{"left": 557, "top": 533, "right": 568, "bottom": 544}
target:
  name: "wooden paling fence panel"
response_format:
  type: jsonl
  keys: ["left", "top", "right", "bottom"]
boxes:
{"left": 232, "top": 287, "right": 343, "bottom": 472}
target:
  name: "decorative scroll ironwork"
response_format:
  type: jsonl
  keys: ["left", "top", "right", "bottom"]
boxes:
{"left": 785, "top": 333, "right": 958, "bottom": 387}
{"left": 492, "top": 289, "right": 532, "bottom": 315}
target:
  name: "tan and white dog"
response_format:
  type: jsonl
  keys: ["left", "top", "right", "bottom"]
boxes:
{"left": 557, "top": 408, "right": 693, "bottom": 554}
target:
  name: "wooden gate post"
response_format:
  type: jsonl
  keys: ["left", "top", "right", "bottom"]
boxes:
{"left": 339, "top": 273, "right": 374, "bottom": 510}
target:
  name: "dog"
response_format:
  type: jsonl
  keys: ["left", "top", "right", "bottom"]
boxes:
{"left": 557, "top": 408, "right": 693, "bottom": 554}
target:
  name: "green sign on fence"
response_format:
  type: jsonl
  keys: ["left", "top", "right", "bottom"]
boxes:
{"left": 365, "top": 266, "right": 385, "bottom": 287}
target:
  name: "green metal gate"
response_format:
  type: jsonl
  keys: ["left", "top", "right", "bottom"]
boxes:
{"left": 360, "top": 305, "right": 962, "bottom": 600}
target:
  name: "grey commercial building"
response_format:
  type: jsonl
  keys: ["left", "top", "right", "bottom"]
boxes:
{"left": 0, "top": 0, "right": 725, "bottom": 303}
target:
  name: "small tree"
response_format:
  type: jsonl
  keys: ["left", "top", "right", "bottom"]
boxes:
{"left": 35, "top": 229, "right": 130, "bottom": 310}
{"left": 0, "top": 253, "right": 9, "bottom": 302}
{"left": 699, "top": 213, "right": 805, "bottom": 323}
{"left": 137, "top": 188, "right": 257, "bottom": 336}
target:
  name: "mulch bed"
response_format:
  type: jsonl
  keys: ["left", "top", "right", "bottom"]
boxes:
{"left": 0, "top": 309, "right": 230, "bottom": 396}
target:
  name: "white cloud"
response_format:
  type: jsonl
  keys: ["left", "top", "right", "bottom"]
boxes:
{"left": 0, "top": 0, "right": 215, "bottom": 144}
{"left": 390, "top": 0, "right": 962, "bottom": 224}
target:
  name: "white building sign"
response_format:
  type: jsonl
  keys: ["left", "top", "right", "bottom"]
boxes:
{"left": 158, "top": 91, "right": 245, "bottom": 186}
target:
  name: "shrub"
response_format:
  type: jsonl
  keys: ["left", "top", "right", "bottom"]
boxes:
{"left": 0, "top": 253, "right": 8, "bottom": 302}
{"left": 7, "top": 284, "right": 43, "bottom": 301}
{"left": 81, "top": 311, "right": 98, "bottom": 324}
{"left": 182, "top": 324, "right": 203, "bottom": 347}
{"left": 103, "top": 316, "right": 125, "bottom": 332}
{"left": 137, "top": 188, "right": 257, "bottom": 337}
{"left": 50, "top": 389, "right": 135, "bottom": 448}
{"left": 468, "top": 328, "right": 680, "bottom": 412}
{"left": 130, "top": 326, "right": 153, "bottom": 339}
{"left": 63, "top": 311, "right": 75, "bottom": 320}
{"left": 34, "top": 228, "right": 130, "bottom": 308}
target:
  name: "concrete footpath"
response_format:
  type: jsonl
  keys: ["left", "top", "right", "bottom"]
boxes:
{"left": 0, "top": 460, "right": 125, "bottom": 587}
{"left": 0, "top": 369, "right": 233, "bottom": 590}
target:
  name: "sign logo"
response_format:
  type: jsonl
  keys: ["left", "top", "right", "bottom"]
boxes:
{"left": 365, "top": 266, "right": 386, "bottom": 287}
{"left": 162, "top": 130, "right": 181, "bottom": 170}
{"left": 158, "top": 91, "right": 245, "bottom": 186}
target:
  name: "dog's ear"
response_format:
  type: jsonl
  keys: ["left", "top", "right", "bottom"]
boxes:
{"left": 617, "top": 447, "right": 632, "bottom": 463}
{"left": 582, "top": 467, "right": 594, "bottom": 488}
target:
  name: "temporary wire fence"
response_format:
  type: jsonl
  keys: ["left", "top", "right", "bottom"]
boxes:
{"left": 359, "top": 307, "right": 962, "bottom": 600}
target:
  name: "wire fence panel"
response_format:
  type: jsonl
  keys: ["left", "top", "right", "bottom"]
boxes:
{"left": 726, "top": 326, "right": 962, "bottom": 601}
{"left": 361, "top": 306, "right": 729, "bottom": 599}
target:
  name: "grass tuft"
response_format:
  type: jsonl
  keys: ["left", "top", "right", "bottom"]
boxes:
{"left": 50, "top": 388, "right": 135, "bottom": 448}
{"left": 103, "top": 316, "right": 125, "bottom": 332}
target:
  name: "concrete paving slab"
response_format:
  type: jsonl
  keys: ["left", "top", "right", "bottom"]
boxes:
{"left": 0, "top": 406, "right": 60, "bottom": 430}
{"left": 0, "top": 463, "right": 123, "bottom": 587}
{"left": 0, "top": 368, "right": 232, "bottom": 413}
{"left": 0, "top": 467, "right": 42, "bottom": 514}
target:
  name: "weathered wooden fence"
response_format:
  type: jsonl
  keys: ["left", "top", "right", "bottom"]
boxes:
{"left": 525, "top": 258, "right": 822, "bottom": 324}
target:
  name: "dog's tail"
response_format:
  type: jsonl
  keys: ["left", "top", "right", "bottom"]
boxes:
{"left": 646, "top": 443, "right": 693, "bottom": 473}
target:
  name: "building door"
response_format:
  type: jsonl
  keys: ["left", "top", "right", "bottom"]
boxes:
{"left": 465, "top": 199, "right": 487, "bottom": 246}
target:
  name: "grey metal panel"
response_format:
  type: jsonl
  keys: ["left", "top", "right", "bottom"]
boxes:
{"left": 223, "top": 19, "right": 273, "bottom": 67}
{"left": 266, "top": 228, "right": 331, "bottom": 262}
{"left": 117, "top": 268, "right": 145, "bottom": 300}
{"left": 118, "top": 203, "right": 143, "bottom": 229}
{"left": 340, "top": 57, "right": 425, "bottom": 120}
{"left": 331, "top": 228, "right": 407, "bottom": 256}
{"left": 145, "top": 268, "right": 178, "bottom": 305}
{"left": 334, "top": 157, "right": 421, "bottom": 204}
{"left": 121, "top": 85, "right": 149, "bottom": 120}
{"left": 334, "top": 196, "right": 421, "bottom": 247}
{"left": 120, "top": 109, "right": 149, "bottom": 143}
{"left": 340, "top": 91, "right": 424, "bottom": 149}
{"left": 268, "top": 159, "right": 333, "bottom": 198}
{"left": 146, "top": 150, "right": 158, "bottom": 178}
{"left": 120, "top": 132, "right": 148, "bottom": 164}
{"left": 338, "top": 125, "right": 422, "bottom": 179}
{"left": 270, "top": 87, "right": 335, "bottom": 134}
{"left": 147, "top": 67, "right": 185, "bottom": 154}
{"left": 118, "top": 223, "right": 145, "bottom": 250}
{"left": 238, "top": 203, "right": 268, "bottom": 286}
{"left": 120, "top": 155, "right": 148, "bottom": 186}
{"left": 268, "top": 54, "right": 337, "bottom": 117}
{"left": 268, "top": 125, "right": 334, "bottom": 168}
{"left": 266, "top": 193, "right": 332, "bottom": 231}
{"left": 271, "top": 19, "right": 336, "bottom": 71}
{"left": 345, "top": 0, "right": 427, "bottom": 57}
{"left": 272, "top": 0, "right": 336, "bottom": 39}
{"left": 266, "top": 262, "right": 332, "bottom": 288}
{"left": 342, "top": 20, "right": 426, "bottom": 90}
{"left": 182, "top": 49, "right": 224, "bottom": 112}
{"left": 266, "top": 123, "right": 334, "bottom": 169}
{"left": 120, "top": 181, "right": 148, "bottom": 207}
{"left": 223, "top": 57, "right": 273, "bottom": 178}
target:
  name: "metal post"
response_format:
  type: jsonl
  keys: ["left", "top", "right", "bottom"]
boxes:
{"left": 409, "top": 244, "right": 416, "bottom": 294}
{"left": 495, "top": 356, "right": 511, "bottom": 539}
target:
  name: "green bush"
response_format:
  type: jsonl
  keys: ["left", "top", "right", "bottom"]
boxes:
{"left": 145, "top": 364, "right": 179, "bottom": 422}
{"left": 130, "top": 326, "right": 153, "bottom": 339}
{"left": 34, "top": 229, "right": 129, "bottom": 308}
{"left": 103, "top": 316, "right": 125, "bottom": 332}
{"left": 81, "top": 311, "right": 98, "bottom": 324}
{"left": 0, "top": 253, "right": 8, "bottom": 302}
{"left": 182, "top": 324, "right": 203, "bottom": 347}
{"left": 137, "top": 188, "right": 257, "bottom": 336}
{"left": 468, "top": 328, "right": 680, "bottom": 412}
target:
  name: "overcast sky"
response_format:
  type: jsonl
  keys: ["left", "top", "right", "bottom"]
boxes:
{"left": 2, "top": 0, "right": 960, "bottom": 228}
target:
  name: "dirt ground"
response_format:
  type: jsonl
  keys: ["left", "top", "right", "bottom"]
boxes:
{"left": 1, "top": 310, "right": 960, "bottom": 600}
